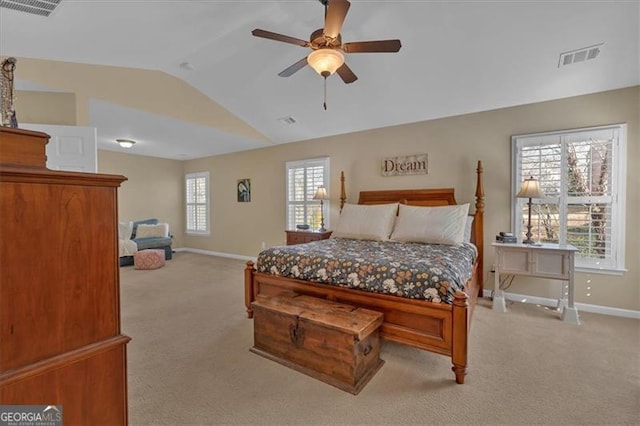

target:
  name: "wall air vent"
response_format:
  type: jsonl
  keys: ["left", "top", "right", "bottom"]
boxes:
{"left": 558, "top": 43, "right": 603, "bottom": 68}
{"left": 0, "top": 0, "right": 62, "bottom": 17}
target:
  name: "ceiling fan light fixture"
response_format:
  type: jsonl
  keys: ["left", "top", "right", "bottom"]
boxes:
{"left": 116, "top": 139, "right": 136, "bottom": 148}
{"left": 308, "top": 49, "right": 344, "bottom": 77}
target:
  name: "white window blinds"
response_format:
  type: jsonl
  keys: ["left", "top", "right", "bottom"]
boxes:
{"left": 512, "top": 125, "right": 626, "bottom": 272}
{"left": 285, "top": 157, "right": 329, "bottom": 230}
{"left": 186, "top": 172, "right": 209, "bottom": 235}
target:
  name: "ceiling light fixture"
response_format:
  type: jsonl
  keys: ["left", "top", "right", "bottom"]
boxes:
{"left": 307, "top": 49, "right": 344, "bottom": 77}
{"left": 251, "top": 0, "right": 401, "bottom": 111}
{"left": 307, "top": 48, "right": 345, "bottom": 111}
{"left": 116, "top": 139, "right": 136, "bottom": 148}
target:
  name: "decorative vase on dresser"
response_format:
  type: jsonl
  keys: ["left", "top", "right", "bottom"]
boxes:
{"left": 0, "top": 127, "right": 131, "bottom": 425}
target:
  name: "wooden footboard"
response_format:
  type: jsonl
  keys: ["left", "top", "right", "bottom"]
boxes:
{"left": 245, "top": 261, "right": 478, "bottom": 384}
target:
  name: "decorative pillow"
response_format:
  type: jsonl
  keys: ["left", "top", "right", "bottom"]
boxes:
{"left": 390, "top": 203, "right": 470, "bottom": 245}
{"left": 135, "top": 223, "right": 169, "bottom": 239}
{"left": 131, "top": 218, "right": 159, "bottom": 239}
{"left": 332, "top": 203, "right": 398, "bottom": 241}
{"left": 118, "top": 221, "right": 133, "bottom": 240}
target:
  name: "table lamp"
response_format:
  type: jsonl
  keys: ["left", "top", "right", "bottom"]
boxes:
{"left": 516, "top": 176, "right": 545, "bottom": 244}
{"left": 313, "top": 186, "right": 329, "bottom": 232}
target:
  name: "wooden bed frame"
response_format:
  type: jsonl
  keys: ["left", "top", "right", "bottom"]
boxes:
{"left": 245, "top": 161, "right": 484, "bottom": 384}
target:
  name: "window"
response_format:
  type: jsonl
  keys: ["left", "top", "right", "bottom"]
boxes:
{"left": 185, "top": 172, "right": 209, "bottom": 235}
{"left": 512, "top": 124, "right": 626, "bottom": 273}
{"left": 286, "top": 157, "right": 330, "bottom": 230}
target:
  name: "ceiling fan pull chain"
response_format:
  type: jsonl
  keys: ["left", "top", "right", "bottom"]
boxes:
{"left": 323, "top": 76, "right": 328, "bottom": 110}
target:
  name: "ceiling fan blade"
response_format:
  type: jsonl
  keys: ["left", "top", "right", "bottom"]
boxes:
{"left": 252, "top": 29, "right": 309, "bottom": 47}
{"left": 336, "top": 62, "right": 357, "bottom": 84}
{"left": 342, "top": 40, "right": 402, "bottom": 53}
{"left": 278, "top": 57, "right": 309, "bottom": 77}
{"left": 324, "top": 0, "right": 351, "bottom": 39}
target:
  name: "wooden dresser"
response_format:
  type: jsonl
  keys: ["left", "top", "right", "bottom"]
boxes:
{"left": 0, "top": 128, "right": 131, "bottom": 425}
{"left": 285, "top": 230, "right": 332, "bottom": 245}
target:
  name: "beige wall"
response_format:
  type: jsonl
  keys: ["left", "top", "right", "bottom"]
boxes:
{"left": 98, "top": 150, "right": 185, "bottom": 247}
{"left": 16, "top": 82, "right": 639, "bottom": 311}
{"left": 15, "top": 90, "right": 76, "bottom": 125}
{"left": 16, "top": 88, "right": 186, "bottom": 247}
{"left": 16, "top": 58, "right": 268, "bottom": 142}
{"left": 184, "top": 86, "right": 639, "bottom": 311}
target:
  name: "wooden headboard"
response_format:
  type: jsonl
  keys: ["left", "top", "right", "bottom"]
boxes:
{"left": 358, "top": 188, "right": 457, "bottom": 206}
{"left": 338, "top": 161, "right": 485, "bottom": 296}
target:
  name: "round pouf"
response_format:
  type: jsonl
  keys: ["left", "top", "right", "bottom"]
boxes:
{"left": 133, "top": 249, "right": 166, "bottom": 270}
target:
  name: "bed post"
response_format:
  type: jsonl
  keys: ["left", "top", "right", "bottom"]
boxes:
{"left": 474, "top": 161, "right": 485, "bottom": 297}
{"left": 451, "top": 291, "right": 469, "bottom": 384}
{"left": 244, "top": 261, "right": 256, "bottom": 318}
{"left": 340, "top": 171, "right": 346, "bottom": 212}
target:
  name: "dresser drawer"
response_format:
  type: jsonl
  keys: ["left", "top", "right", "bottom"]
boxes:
{"left": 285, "top": 230, "right": 332, "bottom": 245}
{"left": 287, "top": 233, "right": 307, "bottom": 245}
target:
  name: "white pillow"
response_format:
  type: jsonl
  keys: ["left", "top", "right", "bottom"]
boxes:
{"left": 118, "top": 221, "right": 133, "bottom": 240}
{"left": 390, "top": 203, "right": 470, "bottom": 245}
{"left": 135, "top": 223, "right": 169, "bottom": 238}
{"left": 332, "top": 203, "right": 398, "bottom": 241}
{"left": 464, "top": 215, "right": 474, "bottom": 243}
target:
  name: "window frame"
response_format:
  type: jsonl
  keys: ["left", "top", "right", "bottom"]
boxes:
{"left": 511, "top": 124, "right": 627, "bottom": 275}
{"left": 185, "top": 171, "right": 210, "bottom": 236}
{"left": 285, "top": 157, "right": 330, "bottom": 231}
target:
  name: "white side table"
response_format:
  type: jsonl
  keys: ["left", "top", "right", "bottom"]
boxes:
{"left": 492, "top": 242, "right": 580, "bottom": 324}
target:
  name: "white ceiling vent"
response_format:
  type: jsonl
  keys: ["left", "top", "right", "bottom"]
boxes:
{"left": 277, "top": 116, "right": 296, "bottom": 126}
{"left": 558, "top": 43, "right": 603, "bottom": 68}
{"left": 0, "top": 0, "right": 62, "bottom": 17}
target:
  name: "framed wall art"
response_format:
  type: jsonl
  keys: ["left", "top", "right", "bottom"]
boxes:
{"left": 237, "top": 178, "right": 251, "bottom": 202}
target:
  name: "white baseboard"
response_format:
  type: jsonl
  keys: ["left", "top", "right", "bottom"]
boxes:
{"left": 174, "top": 247, "right": 256, "bottom": 263}
{"left": 482, "top": 289, "right": 640, "bottom": 320}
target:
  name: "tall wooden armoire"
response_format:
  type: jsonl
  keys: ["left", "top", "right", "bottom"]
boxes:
{"left": 0, "top": 127, "right": 130, "bottom": 425}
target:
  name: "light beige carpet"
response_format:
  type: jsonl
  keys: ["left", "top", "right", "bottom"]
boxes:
{"left": 120, "top": 252, "right": 639, "bottom": 425}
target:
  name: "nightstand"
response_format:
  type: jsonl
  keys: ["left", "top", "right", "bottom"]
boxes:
{"left": 286, "top": 230, "right": 332, "bottom": 245}
{"left": 492, "top": 242, "right": 579, "bottom": 324}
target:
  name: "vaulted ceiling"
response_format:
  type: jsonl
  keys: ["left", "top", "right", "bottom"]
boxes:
{"left": 1, "top": 1, "right": 638, "bottom": 159}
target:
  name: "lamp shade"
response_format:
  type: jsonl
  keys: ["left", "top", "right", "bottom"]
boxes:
{"left": 307, "top": 49, "right": 344, "bottom": 77}
{"left": 116, "top": 139, "right": 136, "bottom": 148}
{"left": 313, "top": 186, "right": 328, "bottom": 200}
{"left": 516, "top": 176, "right": 544, "bottom": 199}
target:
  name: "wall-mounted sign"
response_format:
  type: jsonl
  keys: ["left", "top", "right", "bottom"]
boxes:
{"left": 381, "top": 154, "right": 428, "bottom": 176}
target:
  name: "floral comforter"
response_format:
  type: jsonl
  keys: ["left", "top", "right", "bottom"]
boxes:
{"left": 256, "top": 238, "right": 477, "bottom": 304}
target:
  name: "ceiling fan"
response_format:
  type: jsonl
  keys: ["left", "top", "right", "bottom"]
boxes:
{"left": 252, "top": 0, "right": 401, "bottom": 108}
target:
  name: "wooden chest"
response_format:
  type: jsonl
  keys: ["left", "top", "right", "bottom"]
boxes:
{"left": 251, "top": 294, "right": 384, "bottom": 395}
